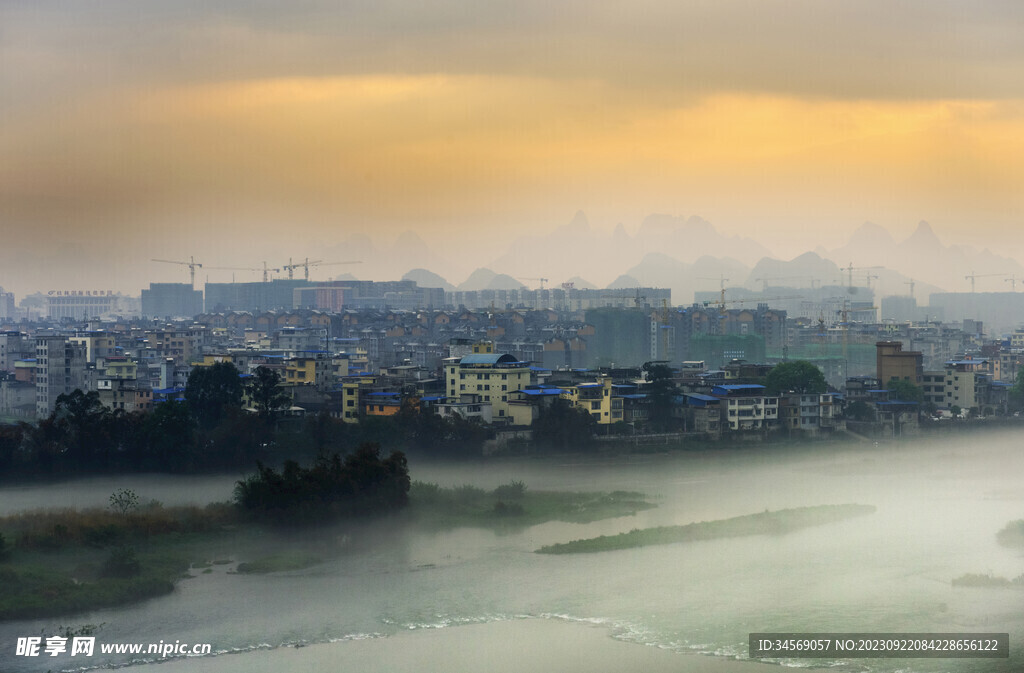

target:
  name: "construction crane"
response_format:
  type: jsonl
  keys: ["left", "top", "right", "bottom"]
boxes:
{"left": 282, "top": 258, "right": 362, "bottom": 281}
{"left": 843, "top": 263, "right": 883, "bottom": 289}
{"left": 517, "top": 277, "right": 548, "bottom": 290}
{"left": 753, "top": 276, "right": 814, "bottom": 291}
{"left": 964, "top": 270, "right": 1007, "bottom": 293}
{"left": 701, "top": 294, "right": 802, "bottom": 313}
{"left": 658, "top": 298, "right": 672, "bottom": 361}
{"left": 207, "top": 261, "right": 280, "bottom": 282}
{"left": 836, "top": 299, "right": 879, "bottom": 362}
{"left": 601, "top": 288, "right": 647, "bottom": 308}
{"left": 697, "top": 276, "right": 730, "bottom": 308}
{"left": 905, "top": 278, "right": 915, "bottom": 299}
{"left": 152, "top": 257, "right": 202, "bottom": 287}
{"left": 848, "top": 273, "right": 880, "bottom": 289}
{"left": 1006, "top": 275, "right": 1018, "bottom": 292}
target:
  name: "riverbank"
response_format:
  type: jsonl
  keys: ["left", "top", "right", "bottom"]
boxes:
{"left": 133, "top": 618, "right": 782, "bottom": 673}
{"left": 0, "top": 483, "right": 654, "bottom": 620}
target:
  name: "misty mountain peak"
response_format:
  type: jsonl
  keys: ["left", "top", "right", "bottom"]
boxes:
{"left": 848, "top": 221, "right": 895, "bottom": 247}
{"left": 392, "top": 230, "right": 428, "bottom": 250}
{"left": 458, "top": 268, "right": 498, "bottom": 291}
{"left": 607, "top": 274, "right": 640, "bottom": 289}
{"left": 567, "top": 210, "right": 590, "bottom": 232}
{"left": 566, "top": 276, "right": 597, "bottom": 289}
{"left": 402, "top": 268, "right": 453, "bottom": 291}
{"left": 902, "top": 220, "right": 943, "bottom": 250}
{"left": 684, "top": 215, "right": 716, "bottom": 235}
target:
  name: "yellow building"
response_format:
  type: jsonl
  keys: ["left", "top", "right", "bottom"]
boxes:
{"left": 446, "top": 347, "right": 530, "bottom": 423}
{"left": 562, "top": 377, "right": 623, "bottom": 424}
{"left": 337, "top": 376, "right": 378, "bottom": 423}
{"left": 285, "top": 355, "right": 327, "bottom": 387}
{"left": 70, "top": 332, "right": 116, "bottom": 363}
{"left": 194, "top": 353, "right": 235, "bottom": 368}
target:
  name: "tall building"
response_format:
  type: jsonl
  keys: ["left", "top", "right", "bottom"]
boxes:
{"left": 0, "top": 331, "right": 26, "bottom": 372}
{"left": 35, "top": 336, "right": 88, "bottom": 417}
{"left": 204, "top": 279, "right": 309, "bottom": 313}
{"left": 876, "top": 341, "right": 923, "bottom": 385}
{"left": 141, "top": 283, "right": 203, "bottom": 318}
{"left": 0, "top": 286, "right": 15, "bottom": 321}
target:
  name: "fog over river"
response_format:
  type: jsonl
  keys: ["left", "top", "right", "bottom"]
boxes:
{"left": 2, "top": 433, "right": 1022, "bottom": 673}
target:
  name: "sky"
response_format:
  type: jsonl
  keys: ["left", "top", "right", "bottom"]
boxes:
{"left": 2, "top": 1, "right": 1024, "bottom": 296}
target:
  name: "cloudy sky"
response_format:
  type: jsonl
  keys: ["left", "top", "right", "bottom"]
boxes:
{"left": 2, "top": 1, "right": 1023, "bottom": 295}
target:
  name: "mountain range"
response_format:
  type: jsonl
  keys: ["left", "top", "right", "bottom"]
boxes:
{"left": 315, "top": 212, "right": 1024, "bottom": 306}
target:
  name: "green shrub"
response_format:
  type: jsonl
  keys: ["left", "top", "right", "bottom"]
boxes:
{"left": 109, "top": 489, "right": 140, "bottom": 515}
{"left": 451, "top": 484, "right": 487, "bottom": 504}
{"left": 102, "top": 546, "right": 141, "bottom": 579}
{"left": 492, "top": 480, "right": 527, "bottom": 500}
{"left": 492, "top": 501, "right": 525, "bottom": 517}
{"left": 997, "top": 520, "right": 1024, "bottom": 548}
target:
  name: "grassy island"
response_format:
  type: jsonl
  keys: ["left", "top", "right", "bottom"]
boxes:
{"left": 0, "top": 479, "right": 655, "bottom": 620}
{"left": 408, "top": 480, "right": 654, "bottom": 528}
{"left": 952, "top": 573, "right": 1024, "bottom": 588}
{"left": 0, "top": 502, "right": 234, "bottom": 620}
{"left": 535, "top": 504, "right": 876, "bottom": 554}
{"left": 996, "top": 519, "right": 1024, "bottom": 548}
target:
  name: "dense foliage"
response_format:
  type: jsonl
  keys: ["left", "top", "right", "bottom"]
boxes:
{"left": 885, "top": 378, "right": 924, "bottom": 403}
{"left": 531, "top": 398, "right": 597, "bottom": 451}
{"left": 233, "top": 443, "right": 410, "bottom": 522}
{"left": 644, "top": 362, "right": 680, "bottom": 430}
{"left": 185, "top": 361, "right": 244, "bottom": 428}
{"left": 1, "top": 377, "right": 495, "bottom": 478}
{"left": 247, "top": 366, "right": 290, "bottom": 420}
{"left": 764, "top": 360, "right": 827, "bottom": 395}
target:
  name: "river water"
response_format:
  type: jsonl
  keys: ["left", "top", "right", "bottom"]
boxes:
{"left": 1, "top": 432, "right": 1022, "bottom": 673}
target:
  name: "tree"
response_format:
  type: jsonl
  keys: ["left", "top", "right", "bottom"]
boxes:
{"left": 765, "top": 361, "right": 827, "bottom": 395}
{"left": 532, "top": 398, "right": 596, "bottom": 451}
{"left": 1010, "top": 377, "right": 1024, "bottom": 410}
{"left": 185, "top": 362, "right": 244, "bottom": 428}
{"left": 247, "top": 366, "right": 290, "bottom": 421}
{"left": 885, "top": 378, "right": 923, "bottom": 403}
{"left": 109, "top": 488, "right": 140, "bottom": 515}
{"left": 52, "top": 390, "right": 113, "bottom": 469}
{"left": 644, "top": 362, "right": 680, "bottom": 430}
{"left": 844, "top": 400, "right": 875, "bottom": 422}
{"left": 234, "top": 442, "right": 410, "bottom": 521}
{"left": 144, "top": 400, "right": 197, "bottom": 470}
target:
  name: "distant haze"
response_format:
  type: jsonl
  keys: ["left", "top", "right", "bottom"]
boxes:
{"left": 2, "top": 2, "right": 1024, "bottom": 297}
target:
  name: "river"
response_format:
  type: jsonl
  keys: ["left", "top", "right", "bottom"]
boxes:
{"left": 1, "top": 432, "right": 1022, "bottom": 672}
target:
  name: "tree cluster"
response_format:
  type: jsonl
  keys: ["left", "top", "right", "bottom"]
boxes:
{"left": 764, "top": 360, "right": 827, "bottom": 395}
{"left": 233, "top": 443, "right": 410, "bottom": 523}
{"left": 0, "top": 363, "right": 282, "bottom": 477}
{"left": 0, "top": 359, "right": 496, "bottom": 479}
{"left": 531, "top": 398, "right": 597, "bottom": 451}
